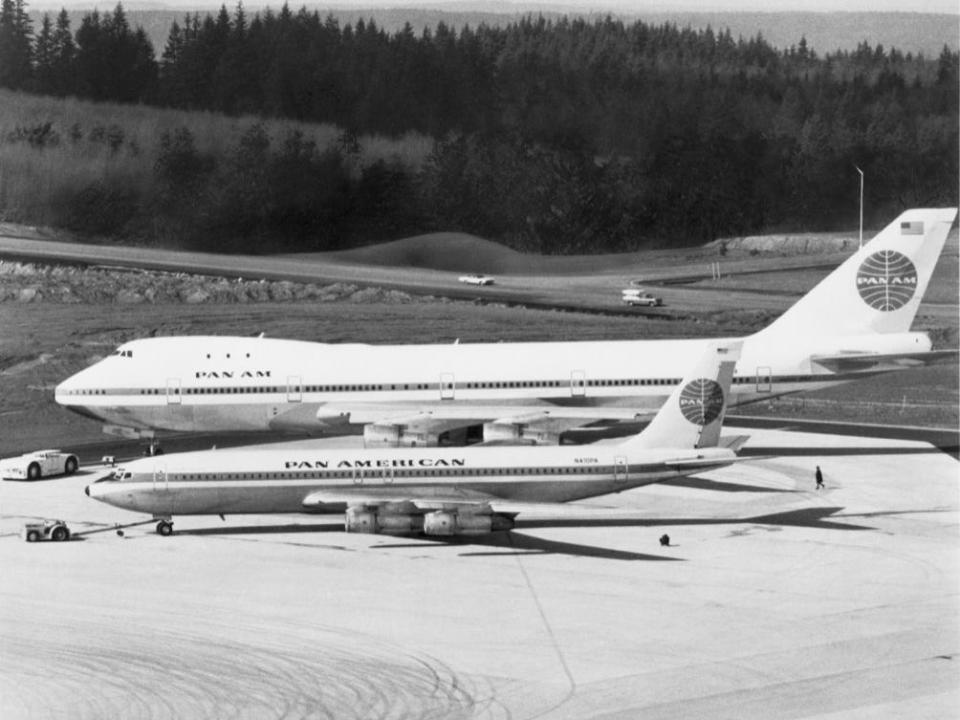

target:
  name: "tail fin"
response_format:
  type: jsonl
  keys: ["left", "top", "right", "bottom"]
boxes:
{"left": 622, "top": 341, "right": 741, "bottom": 450}
{"left": 753, "top": 208, "right": 956, "bottom": 342}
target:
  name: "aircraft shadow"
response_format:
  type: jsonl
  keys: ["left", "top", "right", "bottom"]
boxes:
{"left": 377, "top": 532, "right": 680, "bottom": 562}
{"left": 518, "top": 506, "right": 874, "bottom": 532}
{"left": 666, "top": 476, "right": 792, "bottom": 493}
{"left": 740, "top": 446, "right": 950, "bottom": 458}
{"left": 170, "top": 506, "right": 876, "bottom": 558}
{"left": 178, "top": 522, "right": 343, "bottom": 536}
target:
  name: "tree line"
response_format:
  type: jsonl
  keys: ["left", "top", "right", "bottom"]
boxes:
{"left": 1, "top": 0, "right": 957, "bottom": 252}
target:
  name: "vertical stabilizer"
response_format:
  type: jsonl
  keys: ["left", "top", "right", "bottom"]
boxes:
{"left": 622, "top": 341, "right": 741, "bottom": 450}
{"left": 752, "top": 207, "right": 956, "bottom": 342}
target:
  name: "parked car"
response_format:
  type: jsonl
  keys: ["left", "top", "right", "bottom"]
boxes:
{"left": 458, "top": 274, "right": 495, "bottom": 286}
{"left": 1, "top": 449, "right": 79, "bottom": 480}
{"left": 621, "top": 289, "right": 663, "bottom": 307}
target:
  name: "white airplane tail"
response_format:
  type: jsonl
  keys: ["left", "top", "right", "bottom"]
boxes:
{"left": 622, "top": 341, "right": 741, "bottom": 450}
{"left": 752, "top": 207, "right": 956, "bottom": 342}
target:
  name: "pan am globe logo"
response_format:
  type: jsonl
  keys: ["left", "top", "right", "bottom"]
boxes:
{"left": 856, "top": 250, "right": 918, "bottom": 312}
{"left": 678, "top": 378, "right": 725, "bottom": 425}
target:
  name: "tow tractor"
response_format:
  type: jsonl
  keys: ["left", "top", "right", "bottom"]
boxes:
{"left": 21, "top": 517, "right": 161, "bottom": 542}
{"left": 22, "top": 519, "right": 71, "bottom": 542}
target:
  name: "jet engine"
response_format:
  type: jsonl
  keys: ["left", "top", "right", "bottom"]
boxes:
{"left": 345, "top": 508, "right": 514, "bottom": 535}
{"left": 344, "top": 508, "right": 424, "bottom": 534}
{"left": 483, "top": 421, "right": 560, "bottom": 445}
{"left": 423, "top": 511, "right": 515, "bottom": 536}
{"left": 363, "top": 424, "right": 439, "bottom": 448}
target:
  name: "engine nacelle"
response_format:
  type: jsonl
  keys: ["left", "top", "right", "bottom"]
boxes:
{"left": 344, "top": 508, "right": 378, "bottom": 533}
{"left": 423, "top": 511, "right": 515, "bottom": 536}
{"left": 345, "top": 509, "right": 425, "bottom": 534}
{"left": 363, "top": 424, "right": 440, "bottom": 448}
{"left": 423, "top": 511, "right": 457, "bottom": 536}
{"left": 483, "top": 422, "right": 559, "bottom": 445}
{"left": 376, "top": 512, "right": 424, "bottom": 535}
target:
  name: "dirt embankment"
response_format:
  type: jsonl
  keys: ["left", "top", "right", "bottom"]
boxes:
{"left": 0, "top": 261, "right": 427, "bottom": 305}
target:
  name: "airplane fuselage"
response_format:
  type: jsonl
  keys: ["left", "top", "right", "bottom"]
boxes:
{"left": 56, "top": 331, "right": 927, "bottom": 434}
{"left": 87, "top": 443, "right": 736, "bottom": 516}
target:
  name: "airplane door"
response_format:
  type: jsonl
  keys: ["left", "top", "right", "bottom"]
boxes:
{"left": 152, "top": 464, "right": 168, "bottom": 491}
{"left": 756, "top": 366, "right": 772, "bottom": 393}
{"left": 614, "top": 456, "right": 628, "bottom": 483}
{"left": 440, "top": 373, "right": 455, "bottom": 400}
{"left": 570, "top": 370, "right": 586, "bottom": 397}
{"left": 287, "top": 375, "right": 302, "bottom": 403}
{"left": 166, "top": 378, "right": 182, "bottom": 405}
{"left": 381, "top": 465, "right": 394, "bottom": 484}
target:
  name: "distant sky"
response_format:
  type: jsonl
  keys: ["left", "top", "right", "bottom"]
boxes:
{"left": 297, "top": 1, "right": 958, "bottom": 13}
{"left": 46, "top": 0, "right": 960, "bottom": 12}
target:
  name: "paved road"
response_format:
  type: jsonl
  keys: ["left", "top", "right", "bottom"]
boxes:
{"left": 0, "top": 234, "right": 826, "bottom": 317}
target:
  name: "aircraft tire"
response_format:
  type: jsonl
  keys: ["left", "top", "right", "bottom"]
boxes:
{"left": 156, "top": 521, "right": 173, "bottom": 537}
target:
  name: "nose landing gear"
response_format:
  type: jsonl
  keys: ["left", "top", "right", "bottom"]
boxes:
{"left": 155, "top": 519, "right": 174, "bottom": 536}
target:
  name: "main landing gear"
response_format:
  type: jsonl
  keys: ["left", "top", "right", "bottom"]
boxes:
{"left": 155, "top": 519, "right": 174, "bottom": 536}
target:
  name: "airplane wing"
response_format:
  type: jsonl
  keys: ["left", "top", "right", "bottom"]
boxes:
{"left": 318, "top": 402, "right": 650, "bottom": 425}
{"left": 302, "top": 489, "right": 632, "bottom": 515}
{"left": 302, "top": 487, "right": 496, "bottom": 511}
{"left": 810, "top": 349, "right": 958, "bottom": 373}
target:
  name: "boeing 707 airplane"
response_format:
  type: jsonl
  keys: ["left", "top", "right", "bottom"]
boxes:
{"left": 86, "top": 342, "right": 743, "bottom": 537}
{"left": 57, "top": 207, "right": 957, "bottom": 446}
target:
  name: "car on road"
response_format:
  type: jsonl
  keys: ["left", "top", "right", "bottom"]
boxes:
{"left": 621, "top": 289, "right": 663, "bottom": 307}
{"left": 1, "top": 449, "right": 79, "bottom": 480}
{"left": 458, "top": 274, "right": 495, "bottom": 286}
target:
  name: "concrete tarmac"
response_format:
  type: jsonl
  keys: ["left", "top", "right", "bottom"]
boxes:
{"left": 0, "top": 428, "right": 956, "bottom": 719}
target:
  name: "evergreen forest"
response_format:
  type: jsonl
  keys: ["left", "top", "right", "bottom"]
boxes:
{"left": 0, "top": 0, "right": 957, "bottom": 253}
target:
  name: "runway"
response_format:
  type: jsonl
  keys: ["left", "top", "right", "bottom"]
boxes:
{"left": 0, "top": 428, "right": 956, "bottom": 719}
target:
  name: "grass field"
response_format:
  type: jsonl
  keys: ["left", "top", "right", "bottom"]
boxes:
{"left": 0, "top": 294, "right": 955, "bottom": 456}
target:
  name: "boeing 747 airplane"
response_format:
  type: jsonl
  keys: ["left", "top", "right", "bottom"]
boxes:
{"left": 57, "top": 207, "right": 957, "bottom": 446}
{"left": 86, "top": 343, "right": 743, "bottom": 537}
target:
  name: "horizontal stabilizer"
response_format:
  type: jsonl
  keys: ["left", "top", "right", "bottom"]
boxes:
{"left": 664, "top": 455, "right": 764, "bottom": 469}
{"left": 720, "top": 435, "right": 751, "bottom": 452}
{"left": 810, "top": 348, "right": 958, "bottom": 373}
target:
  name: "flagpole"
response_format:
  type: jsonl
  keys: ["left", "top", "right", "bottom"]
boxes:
{"left": 855, "top": 166, "right": 864, "bottom": 250}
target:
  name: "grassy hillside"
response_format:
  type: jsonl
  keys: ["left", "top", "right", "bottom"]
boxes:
{"left": 0, "top": 90, "right": 431, "bottom": 240}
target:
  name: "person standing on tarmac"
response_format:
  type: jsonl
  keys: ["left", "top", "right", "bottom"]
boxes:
{"left": 815, "top": 465, "right": 824, "bottom": 490}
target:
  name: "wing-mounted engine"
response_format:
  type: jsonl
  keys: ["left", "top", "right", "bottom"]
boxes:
{"left": 482, "top": 413, "right": 597, "bottom": 445}
{"left": 344, "top": 506, "right": 514, "bottom": 535}
{"left": 268, "top": 404, "right": 352, "bottom": 433}
{"left": 362, "top": 418, "right": 479, "bottom": 448}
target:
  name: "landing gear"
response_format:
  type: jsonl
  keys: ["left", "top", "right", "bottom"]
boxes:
{"left": 156, "top": 520, "right": 174, "bottom": 536}
{"left": 143, "top": 442, "right": 164, "bottom": 457}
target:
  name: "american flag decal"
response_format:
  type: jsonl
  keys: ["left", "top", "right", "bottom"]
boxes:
{"left": 900, "top": 221, "right": 923, "bottom": 235}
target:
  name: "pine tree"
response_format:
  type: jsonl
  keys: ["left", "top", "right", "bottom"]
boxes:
{"left": 51, "top": 8, "right": 75, "bottom": 95}
{"left": 0, "top": 0, "right": 33, "bottom": 89}
{"left": 33, "top": 12, "right": 55, "bottom": 93}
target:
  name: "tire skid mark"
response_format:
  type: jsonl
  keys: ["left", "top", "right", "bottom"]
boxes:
{"left": 0, "top": 614, "right": 510, "bottom": 720}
